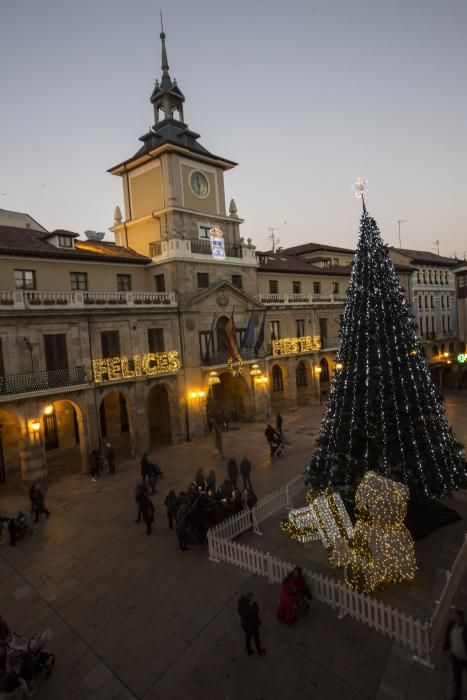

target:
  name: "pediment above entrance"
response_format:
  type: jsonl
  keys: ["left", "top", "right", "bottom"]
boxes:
{"left": 180, "top": 280, "right": 264, "bottom": 313}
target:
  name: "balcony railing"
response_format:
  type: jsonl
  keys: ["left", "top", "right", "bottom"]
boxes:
{"left": 0, "top": 366, "right": 87, "bottom": 398}
{"left": 0, "top": 290, "right": 177, "bottom": 310}
{"left": 201, "top": 347, "right": 256, "bottom": 366}
{"left": 190, "top": 238, "right": 243, "bottom": 258}
{"left": 260, "top": 293, "right": 346, "bottom": 306}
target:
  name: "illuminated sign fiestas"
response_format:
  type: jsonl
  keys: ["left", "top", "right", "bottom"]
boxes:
{"left": 92, "top": 351, "right": 181, "bottom": 383}
{"left": 272, "top": 336, "right": 321, "bottom": 356}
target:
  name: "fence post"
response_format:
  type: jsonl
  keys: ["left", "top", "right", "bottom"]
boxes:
{"left": 266, "top": 552, "right": 274, "bottom": 583}
{"left": 251, "top": 507, "right": 262, "bottom": 536}
{"left": 285, "top": 482, "right": 293, "bottom": 510}
{"left": 207, "top": 530, "right": 220, "bottom": 563}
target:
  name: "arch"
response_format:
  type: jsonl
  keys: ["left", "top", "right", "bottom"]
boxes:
{"left": 440, "top": 344, "right": 446, "bottom": 355}
{"left": 320, "top": 357, "right": 330, "bottom": 382}
{"left": 296, "top": 359, "right": 310, "bottom": 407}
{"left": 432, "top": 344, "right": 438, "bottom": 356}
{"left": 99, "top": 390, "right": 134, "bottom": 460}
{"left": 449, "top": 342, "right": 454, "bottom": 354}
{"left": 147, "top": 384, "right": 172, "bottom": 447}
{"left": 0, "top": 408, "right": 23, "bottom": 484}
{"left": 208, "top": 371, "right": 253, "bottom": 421}
{"left": 42, "top": 399, "right": 88, "bottom": 480}
{"left": 216, "top": 315, "right": 229, "bottom": 352}
{"left": 272, "top": 365, "right": 284, "bottom": 392}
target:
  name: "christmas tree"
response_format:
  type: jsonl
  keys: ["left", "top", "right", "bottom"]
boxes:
{"left": 306, "top": 181, "right": 467, "bottom": 500}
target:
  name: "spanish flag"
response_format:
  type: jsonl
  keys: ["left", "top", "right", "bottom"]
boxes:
{"left": 224, "top": 309, "right": 239, "bottom": 358}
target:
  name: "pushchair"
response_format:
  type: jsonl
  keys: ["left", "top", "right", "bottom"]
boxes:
{"left": 8, "top": 512, "right": 33, "bottom": 545}
{"left": 7, "top": 629, "right": 55, "bottom": 690}
{"left": 270, "top": 437, "right": 285, "bottom": 458}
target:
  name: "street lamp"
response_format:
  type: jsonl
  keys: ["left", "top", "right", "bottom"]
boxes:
{"left": 254, "top": 374, "right": 270, "bottom": 417}
{"left": 314, "top": 366, "right": 322, "bottom": 405}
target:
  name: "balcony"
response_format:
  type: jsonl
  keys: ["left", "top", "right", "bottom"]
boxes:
{"left": 260, "top": 293, "right": 346, "bottom": 306}
{"left": 0, "top": 366, "right": 88, "bottom": 401}
{"left": 148, "top": 238, "right": 257, "bottom": 267}
{"left": 201, "top": 347, "right": 256, "bottom": 367}
{"left": 0, "top": 290, "right": 177, "bottom": 310}
{"left": 190, "top": 238, "right": 243, "bottom": 258}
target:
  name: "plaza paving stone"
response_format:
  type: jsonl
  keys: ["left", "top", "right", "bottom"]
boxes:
{"left": 1, "top": 391, "right": 467, "bottom": 698}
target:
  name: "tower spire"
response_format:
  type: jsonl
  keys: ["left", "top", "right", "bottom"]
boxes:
{"left": 159, "top": 13, "right": 171, "bottom": 87}
{"left": 150, "top": 19, "right": 185, "bottom": 127}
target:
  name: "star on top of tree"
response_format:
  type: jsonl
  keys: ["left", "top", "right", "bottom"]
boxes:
{"left": 352, "top": 177, "right": 369, "bottom": 198}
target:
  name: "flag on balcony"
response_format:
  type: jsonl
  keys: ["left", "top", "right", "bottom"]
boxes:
{"left": 224, "top": 309, "right": 239, "bottom": 358}
{"left": 240, "top": 312, "right": 256, "bottom": 349}
{"left": 254, "top": 311, "right": 267, "bottom": 353}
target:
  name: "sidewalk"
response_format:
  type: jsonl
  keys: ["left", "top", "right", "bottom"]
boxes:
{"left": 1, "top": 396, "right": 466, "bottom": 699}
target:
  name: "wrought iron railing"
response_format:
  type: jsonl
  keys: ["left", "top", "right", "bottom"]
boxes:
{"left": 149, "top": 241, "right": 162, "bottom": 257}
{"left": 0, "top": 366, "right": 87, "bottom": 396}
{"left": 190, "top": 238, "right": 243, "bottom": 258}
{"left": 201, "top": 347, "right": 255, "bottom": 366}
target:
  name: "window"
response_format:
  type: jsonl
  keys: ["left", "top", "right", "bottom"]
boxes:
{"left": 320, "top": 358, "right": 329, "bottom": 381}
{"left": 272, "top": 365, "right": 284, "bottom": 392}
{"left": 418, "top": 296, "right": 422, "bottom": 309}
{"left": 117, "top": 274, "right": 132, "bottom": 291}
{"left": 313, "top": 282, "right": 321, "bottom": 294}
{"left": 442, "top": 316, "right": 445, "bottom": 333}
{"left": 58, "top": 235, "right": 73, "bottom": 248}
{"left": 148, "top": 328, "right": 164, "bottom": 353}
{"left": 70, "top": 272, "right": 88, "bottom": 291}
{"left": 236, "top": 328, "right": 245, "bottom": 348}
{"left": 423, "top": 270, "right": 427, "bottom": 283}
{"left": 333, "top": 258, "right": 339, "bottom": 266}
{"left": 431, "top": 296, "right": 434, "bottom": 309}
{"left": 292, "top": 281, "right": 301, "bottom": 294}
{"left": 15, "top": 270, "right": 36, "bottom": 290}
{"left": 448, "top": 316, "right": 451, "bottom": 332}
{"left": 231, "top": 275, "right": 243, "bottom": 289}
{"left": 445, "top": 271, "right": 449, "bottom": 284}
{"left": 270, "top": 321, "right": 280, "bottom": 341}
{"left": 296, "top": 319, "right": 305, "bottom": 337}
{"left": 429, "top": 270, "right": 433, "bottom": 284}
{"left": 101, "top": 331, "right": 120, "bottom": 359}
{"left": 44, "top": 334, "right": 68, "bottom": 371}
{"left": 332, "top": 282, "right": 339, "bottom": 294}
{"left": 199, "top": 330, "right": 214, "bottom": 361}
{"left": 199, "top": 224, "right": 212, "bottom": 239}
{"left": 154, "top": 274, "right": 165, "bottom": 292}
{"left": 197, "top": 272, "right": 209, "bottom": 289}
{"left": 431, "top": 317, "right": 435, "bottom": 333}
{"left": 441, "top": 296, "right": 444, "bottom": 308}
{"left": 416, "top": 271, "right": 421, "bottom": 283}
{"left": 0, "top": 338, "right": 4, "bottom": 376}
{"left": 434, "top": 271, "right": 438, "bottom": 284}
{"left": 419, "top": 318, "right": 423, "bottom": 337}
{"left": 296, "top": 361, "right": 308, "bottom": 387}
{"left": 319, "top": 318, "right": 328, "bottom": 340}
{"left": 424, "top": 295, "right": 428, "bottom": 309}
{"left": 269, "top": 280, "right": 278, "bottom": 294}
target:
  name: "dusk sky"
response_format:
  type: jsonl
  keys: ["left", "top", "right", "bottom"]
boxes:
{"left": 2, "top": 0, "right": 467, "bottom": 256}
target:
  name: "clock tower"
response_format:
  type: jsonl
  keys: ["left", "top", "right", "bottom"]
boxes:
{"left": 109, "top": 29, "right": 257, "bottom": 300}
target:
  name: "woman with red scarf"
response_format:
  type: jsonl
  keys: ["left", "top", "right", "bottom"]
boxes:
{"left": 277, "top": 566, "right": 309, "bottom": 624}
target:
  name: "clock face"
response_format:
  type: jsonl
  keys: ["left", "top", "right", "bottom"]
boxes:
{"left": 189, "top": 171, "right": 209, "bottom": 199}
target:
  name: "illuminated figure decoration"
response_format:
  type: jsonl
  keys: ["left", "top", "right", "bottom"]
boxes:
{"left": 306, "top": 180, "right": 467, "bottom": 500}
{"left": 334, "top": 472, "right": 416, "bottom": 594}
{"left": 227, "top": 354, "right": 244, "bottom": 377}
{"left": 280, "top": 506, "right": 320, "bottom": 543}
{"left": 209, "top": 226, "right": 225, "bottom": 260}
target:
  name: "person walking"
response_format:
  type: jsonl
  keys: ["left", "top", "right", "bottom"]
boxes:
{"left": 195, "top": 468, "right": 205, "bottom": 490}
{"left": 106, "top": 442, "right": 115, "bottom": 474}
{"left": 176, "top": 503, "right": 190, "bottom": 551}
{"left": 140, "top": 453, "right": 150, "bottom": 485}
{"left": 213, "top": 424, "right": 224, "bottom": 459}
{"left": 240, "top": 457, "right": 253, "bottom": 490}
{"left": 164, "top": 490, "right": 177, "bottom": 530}
{"left": 206, "top": 469, "right": 216, "bottom": 493}
{"left": 275, "top": 411, "right": 283, "bottom": 438}
{"left": 90, "top": 449, "right": 101, "bottom": 481}
{"left": 147, "top": 464, "right": 158, "bottom": 495}
{"left": 444, "top": 608, "right": 467, "bottom": 699}
{"left": 238, "top": 592, "right": 266, "bottom": 656}
{"left": 134, "top": 481, "right": 147, "bottom": 524}
{"left": 244, "top": 488, "right": 258, "bottom": 530}
{"left": 227, "top": 458, "right": 238, "bottom": 489}
{"left": 29, "top": 482, "right": 50, "bottom": 522}
{"left": 141, "top": 492, "right": 155, "bottom": 535}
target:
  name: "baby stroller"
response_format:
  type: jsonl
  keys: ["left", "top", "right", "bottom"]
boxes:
{"left": 270, "top": 436, "right": 285, "bottom": 458}
{"left": 8, "top": 629, "right": 55, "bottom": 690}
{"left": 8, "top": 512, "right": 33, "bottom": 545}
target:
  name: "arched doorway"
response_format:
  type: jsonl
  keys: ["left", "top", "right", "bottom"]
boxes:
{"left": 270, "top": 364, "right": 285, "bottom": 413}
{"left": 0, "top": 409, "right": 22, "bottom": 484}
{"left": 147, "top": 384, "right": 172, "bottom": 447}
{"left": 208, "top": 372, "right": 250, "bottom": 421}
{"left": 296, "top": 360, "right": 309, "bottom": 406}
{"left": 320, "top": 357, "right": 329, "bottom": 382}
{"left": 432, "top": 344, "right": 438, "bottom": 357}
{"left": 43, "top": 400, "right": 85, "bottom": 479}
{"left": 99, "top": 391, "right": 132, "bottom": 459}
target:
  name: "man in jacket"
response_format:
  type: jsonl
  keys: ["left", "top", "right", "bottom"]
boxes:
{"left": 238, "top": 592, "right": 266, "bottom": 656}
{"left": 141, "top": 492, "right": 155, "bottom": 535}
{"left": 444, "top": 608, "right": 467, "bottom": 699}
{"left": 227, "top": 458, "right": 238, "bottom": 489}
{"left": 240, "top": 457, "right": 253, "bottom": 490}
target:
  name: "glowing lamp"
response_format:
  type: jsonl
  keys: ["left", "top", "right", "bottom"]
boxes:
{"left": 197, "top": 390, "right": 206, "bottom": 398}
{"left": 335, "top": 362, "right": 343, "bottom": 371}
{"left": 44, "top": 404, "right": 54, "bottom": 415}
{"left": 315, "top": 366, "right": 322, "bottom": 375}
{"left": 250, "top": 363, "right": 262, "bottom": 377}
{"left": 30, "top": 418, "right": 41, "bottom": 432}
{"left": 409, "top": 349, "right": 417, "bottom": 356}
{"left": 188, "top": 391, "right": 198, "bottom": 400}
{"left": 443, "top": 352, "right": 449, "bottom": 357}
{"left": 207, "top": 371, "right": 221, "bottom": 386}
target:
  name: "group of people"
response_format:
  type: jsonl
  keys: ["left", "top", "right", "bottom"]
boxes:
{"left": 90, "top": 442, "right": 116, "bottom": 481}
{"left": 0, "top": 482, "right": 50, "bottom": 548}
{"left": 207, "top": 406, "right": 238, "bottom": 434}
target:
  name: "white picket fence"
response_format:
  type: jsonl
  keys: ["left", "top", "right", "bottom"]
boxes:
{"left": 208, "top": 474, "right": 467, "bottom": 667}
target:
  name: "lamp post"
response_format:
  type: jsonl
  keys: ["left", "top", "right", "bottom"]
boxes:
{"left": 254, "top": 374, "right": 270, "bottom": 418}
{"left": 314, "top": 365, "right": 322, "bottom": 405}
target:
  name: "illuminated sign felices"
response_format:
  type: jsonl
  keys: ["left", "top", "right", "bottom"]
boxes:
{"left": 272, "top": 336, "right": 321, "bottom": 356}
{"left": 92, "top": 351, "right": 181, "bottom": 383}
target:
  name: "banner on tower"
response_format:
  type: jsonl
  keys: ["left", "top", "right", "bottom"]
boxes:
{"left": 209, "top": 227, "right": 225, "bottom": 259}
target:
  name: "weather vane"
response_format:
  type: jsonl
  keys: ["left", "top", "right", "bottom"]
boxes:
{"left": 352, "top": 177, "right": 369, "bottom": 212}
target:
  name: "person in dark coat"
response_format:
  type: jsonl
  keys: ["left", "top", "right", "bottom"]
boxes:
{"left": 141, "top": 492, "right": 155, "bottom": 535}
{"left": 244, "top": 488, "right": 258, "bottom": 530}
{"left": 134, "top": 481, "right": 147, "bottom": 524}
{"left": 195, "top": 468, "right": 206, "bottom": 490}
{"left": 238, "top": 592, "right": 265, "bottom": 656}
{"left": 29, "top": 482, "right": 50, "bottom": 522}
{"left": 214, "top": 424, "right": 224, "bottom": 459}
{"left": 227, "top": 458, "right": 238, "bottom": 489}
{"left": 140, "top": 453, "right": 150, "bottom": 484}
{"left": 90, "top": 449, "right": 101, "bottom": 481}
{"left": 232, "top": 489, "right": 244, "bottom": 514}
{"left": 106, "top": 442, "right": 115, "bottom": 474}
{"left": 206, "top": 469, "right": 216, "bottom": 493}
{"left": 176, "top": 504, "right": 190, "bottom": 551}
{"left": 444, "top": 608, "right": 467, "bottom": 699}
{"left": 275, "top": 412, "right": 283, "bottom": 437}
{"left": 240, "top": 457, "right": 253, "bottom": 490}
{"left": 164, "top": 490, "right": 177, "bottom": 530}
